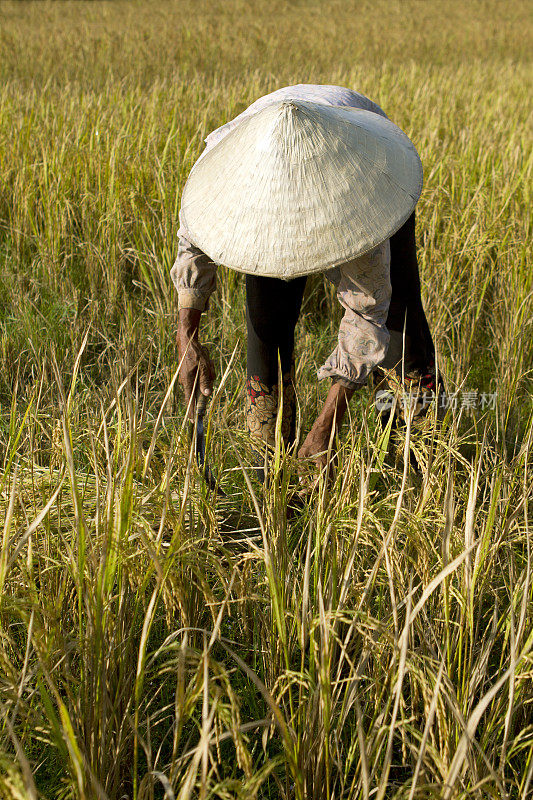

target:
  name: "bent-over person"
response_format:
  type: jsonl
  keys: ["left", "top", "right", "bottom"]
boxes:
{"left": 172, "top": 84, "right": 440, "bottom": 476}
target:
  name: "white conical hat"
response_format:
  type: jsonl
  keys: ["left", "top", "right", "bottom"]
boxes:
{"left": 180, "top": 99, "right": 423, "bottom": 278}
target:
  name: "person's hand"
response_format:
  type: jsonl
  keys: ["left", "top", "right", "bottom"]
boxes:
{"left": 297, "top": 415, "right": 338, "bottom": 495}
{"left": 298, "top": 415, "right": 334, "bottom": 469}
{"left": 297, "top": 380, "right": 357, "bottom": 485}
{"left": 177, "top": 308, "right": 215, "bottom": 421}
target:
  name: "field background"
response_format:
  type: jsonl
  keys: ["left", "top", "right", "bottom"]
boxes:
{"left": 0, "top": 1, "right": 532, "bottom": 798}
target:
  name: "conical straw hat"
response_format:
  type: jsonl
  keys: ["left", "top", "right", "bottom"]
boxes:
{"left": 180, "top": 99, "right": 423, "bottom": 278}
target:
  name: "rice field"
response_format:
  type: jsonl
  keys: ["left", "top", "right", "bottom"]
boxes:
{"left": 0, "top": 0, "right": 532, "bottom": 797}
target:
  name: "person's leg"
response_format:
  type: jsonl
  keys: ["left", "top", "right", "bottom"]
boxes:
{"left": 381, "top": 209, "right": 436, "bottom": 380}
{"left": 373, "top": 210, "right": 442, "bottom": 418}
{"left": 245, "top": 274, "right": 307, "bottom": 450}
{"left": 372, "top": 210, "right": 444, "bottom": 438}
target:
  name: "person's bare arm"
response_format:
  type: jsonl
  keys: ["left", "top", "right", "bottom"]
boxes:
{"left": 177, "top": 308, "right": 215, "bottom": 421}
{"left": 298, "top": 380, "right": 358, "bottom": 467}
{"left": 303, "top": 240, "right": 391, "bottom": 470}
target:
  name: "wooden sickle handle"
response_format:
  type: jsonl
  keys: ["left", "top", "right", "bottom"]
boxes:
{"left": 195, "top": 385, "right": 209, "bottom": 416}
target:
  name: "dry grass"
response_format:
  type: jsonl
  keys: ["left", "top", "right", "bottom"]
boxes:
{"left": 0, "top": 1, "right": 532, "bottom": 798}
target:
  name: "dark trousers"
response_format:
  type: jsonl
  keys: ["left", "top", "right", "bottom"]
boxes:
{"left": 246, "top": 273, "right": 307, "bottom": 385}
{"left": 246, "top": 211, "right": 435, "bottom": 389}
{"left": 383, "top": 212, "right": 435, "bottom": 375}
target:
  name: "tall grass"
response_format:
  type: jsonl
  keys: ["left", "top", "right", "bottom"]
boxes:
{"left": 0, "top": 1, "right": 532, "bottom": 797}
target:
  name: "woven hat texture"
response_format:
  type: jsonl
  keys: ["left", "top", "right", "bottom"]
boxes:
{"left": 180, "top": 99, "right": 423, "bottom": 278}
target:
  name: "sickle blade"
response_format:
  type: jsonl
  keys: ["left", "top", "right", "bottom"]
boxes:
{"left": 195, "top": 406, "right": 226, "bottom": 496}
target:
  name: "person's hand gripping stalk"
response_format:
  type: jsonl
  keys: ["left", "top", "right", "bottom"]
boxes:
{"left": 177, "top": 308, "right": 215, "bottom": 420}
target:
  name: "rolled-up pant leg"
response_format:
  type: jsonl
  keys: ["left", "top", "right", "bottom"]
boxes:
{"left": 245, "top": 274, "right": 307, "bottom": 446}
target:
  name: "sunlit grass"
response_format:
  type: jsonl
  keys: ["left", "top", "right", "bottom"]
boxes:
{"left": 0, "top": 1, "right": 532, "bottom": 797}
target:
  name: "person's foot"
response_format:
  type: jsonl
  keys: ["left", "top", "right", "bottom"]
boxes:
{"left": 371, "top": 362, "right": 446, "bottom": 473}
{"left": 245, "top": 372, "right": 297, "bottom": 483}
{"left": 372, "top": 361, "right": 444, "bottom": 425}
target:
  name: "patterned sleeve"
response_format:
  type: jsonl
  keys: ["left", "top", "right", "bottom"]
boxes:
{"left": 317, "top": 240, "right": 392, "bottom": 387}
{"left": 170, "top": 234, "right": 218, "bottom": 311}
